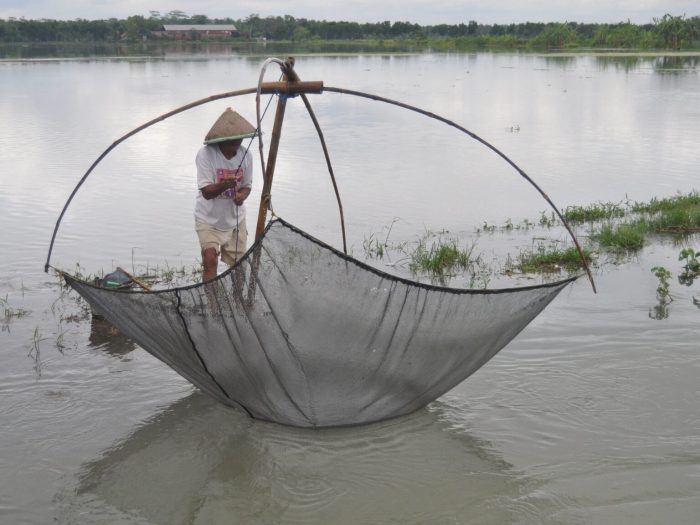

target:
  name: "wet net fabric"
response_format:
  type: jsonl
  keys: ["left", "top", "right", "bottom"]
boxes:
{"left": 65, "top": 219, "right": 575, "bottom": 428}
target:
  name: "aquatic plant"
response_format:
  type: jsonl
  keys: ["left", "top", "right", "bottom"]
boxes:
{"left": 55, "top": 327, "right": 69, "bottom": 354}
{"left": 630, "top": 191, "right": 700, "bottom": 215}
{"left": 629, "top": 192, "right": 700, "bottom": 232}
{"left": 476, "top": 221, "right": 497, "bottom": 233}
{"left": 591, "top": 221, "right": 647, "bottom": 251}
{"left": 679, "top": 247, "right": 700, "bottom": 271}
{"left": 652, "top": 266, "right": 673, "bottom": 303}
{"left": 162, "top": 269, "right": 175, "bottom": 283}
{"left": 650, "top": 266, "right": 673, "bottom": 320}
{"left": 678, "top": 247, "right": 700, "bottom": 286}
{"left": 517, "top": 243, "right": 592, "bottom": 273}
{"left": 650, "top": 206, "right": 700, "bottom": 232}
{"left": 362, "top": 218, "right": 401, "bottom": 260}
{"left": 362, "top": 232, "right": 388, "bottom": 259}
{"left": 476, "top": 217, "right": 536, "bottom": 234}
{"left": 468, "top": 271, "right": 492, "bottom": 289}
{"left": 562, "top": 201, "right": 626, "bottom": 223}
{"left": 409, "top": 238, "right": 478, "bottom": 277}
{"left": 538, "top": 211, "right": 558, "bottom": 228}
{"left": 1, "top": 294, "right": 30, "bottom": 321}
{"left": 27, "top": 327, "right": 48, "bottom": 375}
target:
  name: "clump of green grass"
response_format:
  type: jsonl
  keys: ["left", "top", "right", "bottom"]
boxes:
{"left": 629, "top": 192, "right": 700, "bottom": 233}
{"left": 584, "top": 192, "right": 700, "bottom": 254}
{"left": 409, "top": 238, "right": 477, "bottom": 278}
{"left": 648, "top": 206, "right": 700, "bottom": 232}
{"left": 363, "top": 232, "right": 389, "bottom": 259}
{"left": 162, "top": 268, "right": 175, "bottom": 284}
{"left": 591, "top": 221, "right": 647, "bottom": 251}
{"left": 630, "top": 192, "right": 700, "bottom": 215}
{"left": 517, "top": 244, "right": 592, "bottom": 273}
{"left": 562, "top": 202, "right": 625, "bottom": 223}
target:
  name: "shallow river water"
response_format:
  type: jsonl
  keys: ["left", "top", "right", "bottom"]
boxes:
{"left": 1, "top": 48, "right": 699, "bottom": 524}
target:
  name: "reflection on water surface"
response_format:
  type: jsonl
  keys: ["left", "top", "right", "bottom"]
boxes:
{"left": 63, "top": 392, "right": 546, "bottom": 525}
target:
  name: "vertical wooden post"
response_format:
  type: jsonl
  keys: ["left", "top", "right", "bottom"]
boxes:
{"left": 255, "top": 58, "right": 296, "bottom": 241}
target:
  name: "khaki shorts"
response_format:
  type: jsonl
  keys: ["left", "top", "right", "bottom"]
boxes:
{"left": 195, "top": 219, "right": 248, "bottom": 266}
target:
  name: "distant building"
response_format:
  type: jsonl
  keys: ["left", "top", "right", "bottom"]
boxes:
{"left": 152, "top": 24, "right": 240, "bottom": 40}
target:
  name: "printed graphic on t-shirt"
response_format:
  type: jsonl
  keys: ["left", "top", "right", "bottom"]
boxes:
{"left": 216, "top": 168, "right": 243, "bottom": 199}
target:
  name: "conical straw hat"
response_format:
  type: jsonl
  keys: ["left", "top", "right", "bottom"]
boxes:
{"left": 204, "top": 108, "right": 257, "bottom": 144}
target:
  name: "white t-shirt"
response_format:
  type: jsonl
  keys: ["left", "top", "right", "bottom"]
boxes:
{"left": 194, "top": 144, "right": 253, "bottom": 230}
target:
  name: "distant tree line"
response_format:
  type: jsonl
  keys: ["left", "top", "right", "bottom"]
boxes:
{"left": 0, "top": 11, "right": 698, "bottom": 49}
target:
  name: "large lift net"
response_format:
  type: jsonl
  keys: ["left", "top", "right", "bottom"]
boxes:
{"left": 50, "top": 58, "right": 589, "bottom": 427}
{"left": 64, "top": 218, "right": 574, "bottom": 427}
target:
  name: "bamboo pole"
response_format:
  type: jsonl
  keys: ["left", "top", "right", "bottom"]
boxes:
{"left": 255, "top": 58, "right": 295, "bottom": 241}
{"left": 257, "top": 60, "right": 348, "bottom": 252}
{"left": 259, "top": 81, "right": 323, "bottom": 94}
{"left": 298, "top": 94, "right": 347, "bottom": 254}
{"left": 276, "top": 61, "right": 348, "bottom": 253}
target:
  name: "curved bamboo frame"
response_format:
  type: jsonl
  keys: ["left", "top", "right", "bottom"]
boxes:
{"left": 45, "top": 59, "right": 595, "bottom": 293}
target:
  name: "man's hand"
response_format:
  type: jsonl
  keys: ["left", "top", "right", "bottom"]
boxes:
{"left": 233, "top": 186, "right": 251, "bottom": 206}
{"left": 225, "top": 173, "right": 243, "bottom": 189}
{"left": 200, "top": 173, "right": 244, "bottom": 200}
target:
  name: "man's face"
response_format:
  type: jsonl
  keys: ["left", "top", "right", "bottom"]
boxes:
{"left": 218, "top": 140, "right": 242, "bottom": 159}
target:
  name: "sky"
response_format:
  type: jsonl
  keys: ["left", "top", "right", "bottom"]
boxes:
{"left": 0, "top": 0, "right": 697, "bottom": 25}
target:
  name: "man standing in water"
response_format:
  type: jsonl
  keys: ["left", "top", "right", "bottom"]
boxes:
{"left": 194, "top": 108, "right": 256, "bottom": 282}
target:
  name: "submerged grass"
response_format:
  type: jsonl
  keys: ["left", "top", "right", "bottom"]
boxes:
{"left": 648, "top": 206, "right": 700, "bottom": 232}
{"left": 518, "top": 244, "right": 592, "bottom": 273}
{"left": 630, "top": 192, "right": 700, "bottom": 215}
{"left": 629, "top": 191, "right": 700, "bottom": 233}
{"left": 357, "top": 191, "right": 700, "bottom": 284}
{"left": 1, "top": 294, "right": 31, "bottom": 320}
{"left": 591, "top": 220, "right": 648, "bottom": 251}
{"left": 53, "top": 191, "right": 700, "bottom": 291}
{"left": 556, "top": 192, "right": 700, "bottom": 255}
{"left": 408, "top": 238, "right": 477, "bottom": 277}
{"left": 586, "top": 192, "right": 700, "bottom": 252}
{"left": 562, "top": 202, "right": 626, "bottom": 223}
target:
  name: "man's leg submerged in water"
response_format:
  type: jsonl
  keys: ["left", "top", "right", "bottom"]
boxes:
{"left": 202, "top": 246, "right": 219, "bottom": 283}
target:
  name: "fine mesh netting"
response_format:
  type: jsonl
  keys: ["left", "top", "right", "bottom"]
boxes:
{"left": 65, "top": 218, "right": 575, "bottom": 428}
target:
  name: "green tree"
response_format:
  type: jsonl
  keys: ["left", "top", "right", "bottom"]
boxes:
{"left": 166, "top": 10, "right": 188, "bottom": 21}
{"left": 653, "top": 13, "right": 692, "bottom": 49}
{"left": 594, "top": 21, "right": 643, "bottom": 48}
{"left": 190, "top": 14, "right": 210, "bottom": 24}
{"left": 535, "top": 22, "right": 579, "bottom": 49}
{"left": 292, "top": 26, "right": 313, "bottom": 42}
{"left": 124, "top": 15, "right": 151, "bottom": 40}
{"left": 243, "top": 13, "right": 261, "bottom": 38}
